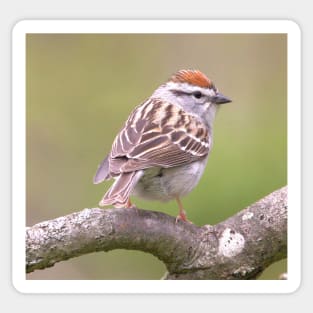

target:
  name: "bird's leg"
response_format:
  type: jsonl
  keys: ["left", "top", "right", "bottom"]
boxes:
{"left": 175, "top": 197, "right": 190, "bottom": 223}
{"left": 126, "top": 198, "right": 133, "bottom": 208}
{"left": 125, "top": 199, "right": 139, "bottom": 216}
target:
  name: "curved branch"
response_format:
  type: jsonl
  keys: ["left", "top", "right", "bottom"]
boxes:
{"left": 26, "top": 186, "right": 287, "bottom": 279}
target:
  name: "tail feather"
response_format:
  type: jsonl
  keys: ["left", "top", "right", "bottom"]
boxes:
{"left": 99, "top": 171, "right": 143, "bottom": 208}
{"left": 94, "top": 155, "right": 110, "bottom": 184}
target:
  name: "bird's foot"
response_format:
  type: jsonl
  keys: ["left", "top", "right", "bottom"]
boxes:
{"left": 175, "top": 197, "right": 192, "bottom": 223}
{"left": 175, "top": 211, "right": 192, "bottom": 224}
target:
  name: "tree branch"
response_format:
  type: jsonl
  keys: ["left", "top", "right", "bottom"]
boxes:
{"left": 26, "top": 186, "right": 287, "bottom": 279}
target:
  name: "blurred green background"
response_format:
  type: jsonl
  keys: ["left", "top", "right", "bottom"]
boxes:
{"left": 26, "top": 33, "right": 287, "bottom": 280}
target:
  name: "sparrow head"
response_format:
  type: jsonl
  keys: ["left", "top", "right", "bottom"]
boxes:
{"left": 152, "top": 69, "right": 231, "bottom": 126}
{"left": 167, "top": 69, "right": 231, "bottom": 105}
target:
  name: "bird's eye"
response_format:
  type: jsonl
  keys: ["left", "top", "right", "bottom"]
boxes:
{"left": 192, "top": 91, "right": 203, "bottom": 99}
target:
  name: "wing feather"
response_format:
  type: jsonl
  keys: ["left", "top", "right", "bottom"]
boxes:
{"left": 108, "top": 98, "right": 211, "bottom": 175}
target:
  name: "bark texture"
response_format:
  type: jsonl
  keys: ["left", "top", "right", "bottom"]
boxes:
{"left": 26, "top": 186, "right": 287, "bottom": 279}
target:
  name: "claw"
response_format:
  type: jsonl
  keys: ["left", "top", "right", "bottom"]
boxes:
{"left": 175, "top": 197, "right": 192, "bottom": 223}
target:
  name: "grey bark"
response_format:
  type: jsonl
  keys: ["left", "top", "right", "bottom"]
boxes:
{"left": 26, "top": 186, "right": 287, "bottom": 279}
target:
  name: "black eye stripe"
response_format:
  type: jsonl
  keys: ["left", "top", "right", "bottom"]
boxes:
{"left": 192, "top": 91, "right": 203, "bottom": 99}
{"left": 170, "top": 89, "right": 205, "bottom": 99}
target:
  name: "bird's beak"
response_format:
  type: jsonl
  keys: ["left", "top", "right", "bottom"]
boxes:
{"left": 214, "top": 93, "right": 232, "bottom": 104}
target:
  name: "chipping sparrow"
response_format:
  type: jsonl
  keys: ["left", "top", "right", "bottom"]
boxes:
{"left": 94, "top": 69, "right": 231, "bottom": 222}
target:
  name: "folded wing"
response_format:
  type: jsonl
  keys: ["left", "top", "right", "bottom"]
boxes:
{"left": 108, "top": 98, "right": 211, "bottom": 175}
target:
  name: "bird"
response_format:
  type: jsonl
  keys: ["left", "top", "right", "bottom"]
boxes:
{"left": 93, "top": 69, "right": 231, "bottom": 222}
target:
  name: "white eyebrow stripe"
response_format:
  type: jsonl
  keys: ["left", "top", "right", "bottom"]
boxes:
{"left": 166, "top": 81, "right": 216, "bottom": 96}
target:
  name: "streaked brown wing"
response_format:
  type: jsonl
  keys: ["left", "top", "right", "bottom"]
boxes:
{"left": 108, "top": 98, "right": 211, "bottom": 175}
